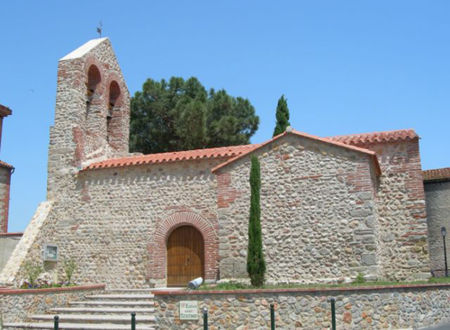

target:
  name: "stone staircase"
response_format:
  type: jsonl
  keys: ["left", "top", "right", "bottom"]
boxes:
{"left": 3, "top": 289, "right": 156, "bottom": 329}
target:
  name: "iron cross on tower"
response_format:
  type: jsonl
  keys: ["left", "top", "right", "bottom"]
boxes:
{"left": 97, "top": 21, "right": 103, "bottom": 37}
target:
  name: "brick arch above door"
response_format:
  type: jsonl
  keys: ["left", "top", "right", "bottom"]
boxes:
{"left": 147, "top": 212, "right": 219, "bottom": 286}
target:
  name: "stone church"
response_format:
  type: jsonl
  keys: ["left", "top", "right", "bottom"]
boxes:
{"left": 0, "top": 38, "right": 437, "bottom": 288}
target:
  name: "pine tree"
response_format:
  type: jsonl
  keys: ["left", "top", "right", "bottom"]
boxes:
{"left": 247, "top": 155, "right": 265, "bottom": 287}
{"left": 130, "top": 77, "right": 259, "bottom": 154}
{"left": 272, "top": 95, "right": 290, "bottom": 137}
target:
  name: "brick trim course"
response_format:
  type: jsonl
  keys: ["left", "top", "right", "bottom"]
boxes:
{"left": 0, "top": 232, "right": 23, "bottom": 237}
{"left": 0, "top": 284, "right": 105, "bottom": 295}
{"left": 152, "top": 282, "right": 450, "bottom": 295}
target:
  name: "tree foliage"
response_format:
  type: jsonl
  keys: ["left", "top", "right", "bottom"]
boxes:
{"left": 130, "top": 77, "right": 259, "bottom": 154}
{"left": 273, "top": 94, "right": 290, "bottom": 137}
{"left": 247, "top": 155, "right": 265, "bottom": 287}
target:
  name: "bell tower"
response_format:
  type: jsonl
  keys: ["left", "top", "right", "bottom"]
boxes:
{"left": 47, "top": 38, "right": 130, "bottom": 198}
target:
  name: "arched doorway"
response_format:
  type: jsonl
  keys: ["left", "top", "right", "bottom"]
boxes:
{"left": 167, "top": 225, "right": 205, "bottom": 287}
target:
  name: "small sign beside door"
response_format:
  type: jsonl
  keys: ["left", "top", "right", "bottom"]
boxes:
{"left": 179, "top": 300, "right": 199, "bottom": 320}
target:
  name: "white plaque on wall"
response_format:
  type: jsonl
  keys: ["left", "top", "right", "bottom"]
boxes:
{"left": 43, "top": 244, "right": 58, "bottom": 261}
{"left": 179, "top": 300, "right": 198, "bottom": 320}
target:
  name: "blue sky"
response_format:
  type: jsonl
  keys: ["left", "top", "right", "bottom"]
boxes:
{"left": 1, "top": 1, "right": 450, "bottom": 231}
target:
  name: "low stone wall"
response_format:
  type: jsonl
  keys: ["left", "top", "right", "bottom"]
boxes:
{"left": 0, "top": 284, "right": 105, "bottom": 323}
{"left": 153, "top": 283, "right": 450, "bottom": 329}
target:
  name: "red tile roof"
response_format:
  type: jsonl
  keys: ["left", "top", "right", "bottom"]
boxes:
{"left": 423, "top": 167, "right": 450, "bottom": 182}
{"left": 84, "top": 129, "right": 417, "bottom": 173}
{"left": 0, "top": 160, "right": 14, "bottom": 170}
{"left": 83, "top": 144, "right": 259, "bottom": 171}
{"left": 328, "top": 129, "right": 418, "bottom": 145}
{"left": 212, "top": 130, "right": 381, "bottom": 175}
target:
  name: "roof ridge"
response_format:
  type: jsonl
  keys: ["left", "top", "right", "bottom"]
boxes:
{"left": 83, "top": 144, "right": 259, "bottom": 171}
{"left": 0, "top": 160, "right": 14, "bottom": 169}
{"left": 328, "top": 128, "right": 418, "bottom": 145}
{"left": 423, "top": 167, "right": 450, "bottom": 181}
{"left": 211, "top": 130, "right": 381, "bottom": 176}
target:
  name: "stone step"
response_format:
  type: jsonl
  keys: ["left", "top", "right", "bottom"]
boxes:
{"left": 3, "top": 322, "right": 155, "bottom": 329}
{"left": 70, "top": 300, "right": 154, "bottom": 307}
{"left": 50, "top": 306, "right": 155, "bottom": 314}
{"left": 104, "top": 289, "right": 153, "bottom": 293}
{"left": 4, "top": 289, "right": 158, "bottom": 330}
{"left": 30, "top": 314, "right": 155, "bottom": 324}
{"left": 85, "top": 294, "right": 154, "bottom": 300}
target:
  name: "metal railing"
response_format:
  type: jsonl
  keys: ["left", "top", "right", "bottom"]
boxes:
{"left": 52, "top": 313, "right": 138, "bottom": 329}
{"left": 201, "top": 299, "right": 337, "bottom": 329}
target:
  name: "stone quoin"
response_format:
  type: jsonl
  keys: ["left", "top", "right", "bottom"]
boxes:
{"left": 0, "top": 37, "right": 444, "bottom": 289}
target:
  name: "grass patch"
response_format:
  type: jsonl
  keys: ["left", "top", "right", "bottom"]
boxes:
{"left": 198, "top": 277, "right": 450, "bottom": 291}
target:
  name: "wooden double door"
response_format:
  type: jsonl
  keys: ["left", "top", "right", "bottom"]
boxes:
{"left": 167, "top": 225, "right": 205, "bottom": 287}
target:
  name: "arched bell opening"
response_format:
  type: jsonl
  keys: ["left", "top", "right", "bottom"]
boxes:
{"left": 107, "top": 81, "right": 121, "bottom": 143}
{"left": 86, "top": 65, "right": 102, "bottom": 119}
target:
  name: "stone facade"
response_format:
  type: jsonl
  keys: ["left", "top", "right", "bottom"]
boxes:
{"left": 0, "top": 38, "right": 438, "bottom": 289}
{"left": 215, "top": 134, "right": 381, "bottom": 284}
{"left": 153, "top": 284, "right": 450, "bottom": 329}
{"left": 0, "top": 165, "right": 12, "bottom": 233}
{"left": 350, "top": 140, "right": 429, "bottom": 281}
{"left": 424, "top": 176, "right": 450, "bottom": 276}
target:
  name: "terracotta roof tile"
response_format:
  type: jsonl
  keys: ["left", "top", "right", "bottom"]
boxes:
{"left": 212, "top": 130, "right": 381, "bottom": 176}
{"left": 83, "top": 129, "right": 416, "bottom": 173}
{"left": 328, "top": 129, "right": 418, "bottom": 145}
{"left": 0, "top": 160, "right": 14, "bottom": 170}
{"left": 83, "top": 144, "right": 259, "bottom": 171}
{"left": 423, "top": 167, "right": 450, "bottom": 182}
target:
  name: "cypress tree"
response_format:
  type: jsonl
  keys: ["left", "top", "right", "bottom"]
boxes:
{"left": 272, "top": 95, "right": 291, "bottom": 137}
{"left": 247, "top": 155, "right": 265, "bottom": 287}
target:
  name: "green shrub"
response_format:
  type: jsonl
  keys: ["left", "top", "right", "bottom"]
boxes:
{"left": 354, "top": 273, "right": 366, "bottom": 284}
{"left": 63, "top": 258, "right": 77, "bottom": 284}
{"left": 23, "top": 261, "right": 43, "bottom": 287}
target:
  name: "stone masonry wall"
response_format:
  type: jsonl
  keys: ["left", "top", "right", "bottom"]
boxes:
{"left": 0, "top": 166, "right": 12, "bottom": 233}
{"left": 216, "top": 134, "right": 380, "bottom": 284}
{"left": 154, "top": 284, "right": 450, "bottom": 329}
{"left": 5, "top": 159, "right": 224, "bottom": 288}
{"left": 425, "top": 180, "right": 450, "bottom": 275}
{"left": 355, "top": 140, "right": 430, "bottom": 281}
{"left": 0, "top": 285, "right": 104, "bottom": 323}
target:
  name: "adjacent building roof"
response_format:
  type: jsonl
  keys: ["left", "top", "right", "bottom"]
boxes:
{"left": 329, "top": 129, "right": 418, "bottom": 145}
{"left": 0, "top": 104, "right": 12, "bottom": 118}
{"left": 211, "top": 129, "right": 381, "bottom": 175}
{"left": 423, "top": 167, "right": 450, "bottom": 182}
{"left": 83, "top": 144, "right": 258, "bottom": 171}
{"left": 0, "top": 160, "right": 14, "bottom": 170}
